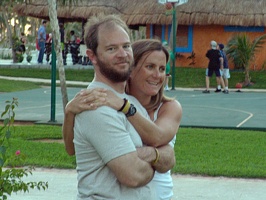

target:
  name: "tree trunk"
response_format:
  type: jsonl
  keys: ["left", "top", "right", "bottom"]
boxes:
{"left": 245, "top": 70, "right": 251, "bottom": 86}
{"left": 244, "top": 68, "right": 251, "bottom": 86}
{"left": 47, "top": 0, "right": 69, "bottom": 110}
{"left": 3, "top": 10, "right": 17, "bottom": 63}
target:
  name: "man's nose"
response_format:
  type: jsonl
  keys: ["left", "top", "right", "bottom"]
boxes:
{"left": 117, "top": 47, "right": 127, "bottom": 57}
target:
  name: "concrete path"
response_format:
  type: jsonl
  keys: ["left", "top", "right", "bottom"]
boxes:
{"left": 8, "top": 168, "right": 266, "bottom": 200}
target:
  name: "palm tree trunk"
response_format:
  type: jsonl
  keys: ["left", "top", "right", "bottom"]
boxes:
{"left": 2, "top": 10, "right": 17, "bottom": 63}
{"left": 244, "top": 61, "right": 251, "bottom": 86}
{"left": 244, "top": 68, "right": 251, "bottom": 86}
{"left": 47, "top": 0, "right": 69, "bottom": 110}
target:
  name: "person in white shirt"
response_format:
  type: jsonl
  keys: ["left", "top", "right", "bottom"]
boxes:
{"left": 63, "top": 38, "right": 182, "bottom": 200}
{"left": 63, "top": 15, "right": 177, "bottom": 200}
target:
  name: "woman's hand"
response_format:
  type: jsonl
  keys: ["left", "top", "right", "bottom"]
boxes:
{"left": 65, "top": 88, "right": 126, "bottom": 115}
{"left": 65, "top": 88, "right": 108, "bottom": 114}
{"left": 105, "top": 90, "right": 125, "bottom": 111}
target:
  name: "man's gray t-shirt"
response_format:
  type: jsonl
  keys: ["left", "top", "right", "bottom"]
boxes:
{"left": 74, "top": 81, "right": 155, "bottom": 200}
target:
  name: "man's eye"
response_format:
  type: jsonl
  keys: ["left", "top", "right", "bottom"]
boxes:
{"left": 123, "top": 44, "right": 131, "bottom": 49}
{"left": 107, "top": 47, "right": 116, "bottom": 51}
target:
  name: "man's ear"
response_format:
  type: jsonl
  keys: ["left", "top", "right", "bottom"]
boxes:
{"left": 86, "top": 49, "right": 97, "bottom": 65}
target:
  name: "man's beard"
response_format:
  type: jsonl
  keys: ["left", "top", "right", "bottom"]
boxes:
{"left": 96, "top": 57, "right": 132, "bottom": 82}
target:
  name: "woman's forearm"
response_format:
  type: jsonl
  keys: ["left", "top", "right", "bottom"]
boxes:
{"left": 137, "top": 144, "right": 175, "bottom": 173}
{"left": 127, "top": 112, "right": 172, "bottom": 147}
{"left": 62, "top": 111, "right": 75, "bottom": 155}
{"left": 126, "top": 100, "right": 182, "bottom": 147}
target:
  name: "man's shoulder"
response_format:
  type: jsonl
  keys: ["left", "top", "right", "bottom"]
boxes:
{"left": 88, "top": 81, "right": 112, "bottom": 90}
{"left": 218, "top": 50, "right": 223, "bottom": 57}
{"left": 77, "top": 105, "right": 120, "bottom": 126}
{"left": 221, "top": 50, "right": 226, "bottom": 56}
{"left": 209, "top": 49, "right": 218, "bottom": 53}
{"left": 38, "top": 26, "right": 45, "bottom": 32}
{"left": 209, "top": 49, "right": 221, "bottom": 55}
{"left": 206, "top": 49, "right": 213, "bottom": 55}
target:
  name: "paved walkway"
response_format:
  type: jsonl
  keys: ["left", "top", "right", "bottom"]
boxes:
{"left": 7, "top": 168, "right": 266, "bottom": 200}
{"left": 1, "top": 77, "right": 266, "bottom": 130}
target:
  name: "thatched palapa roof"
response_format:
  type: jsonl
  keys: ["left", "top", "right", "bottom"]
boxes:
{"left": 14, "top": 0, "right": 266, "bottom": 26}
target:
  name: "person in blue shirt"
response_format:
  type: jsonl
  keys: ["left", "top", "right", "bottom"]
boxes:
{"left": 37, "top": 20, "right": 47, "bottom": 64}
{"left": 218, "top": 43, "right": 230, "bottom": 94}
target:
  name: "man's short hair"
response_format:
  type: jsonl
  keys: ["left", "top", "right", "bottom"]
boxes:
{"left": 84, "top": 14, "right": 129, "bottom": 55}
{"left": 42, "top": 20, "right": 47, "bottom": 24}
{"left": 219, "top": 43, "right": 224, "bottom": 50}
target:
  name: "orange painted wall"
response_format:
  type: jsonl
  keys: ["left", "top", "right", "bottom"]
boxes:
{"left": 147, "top": 25, "right": 266, "bottom": 70}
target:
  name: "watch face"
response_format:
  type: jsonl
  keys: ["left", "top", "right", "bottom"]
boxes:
{"left": 131, "top": 106, "right": 136, "bottom": 114}
{"left": 126, "top": 104, "right": 137, "bottom": 117}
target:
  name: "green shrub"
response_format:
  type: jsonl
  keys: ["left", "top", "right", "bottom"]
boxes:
{"left": 0, "top": 98, "right": 48, "bottom": 199}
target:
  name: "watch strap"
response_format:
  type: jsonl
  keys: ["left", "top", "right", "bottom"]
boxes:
{"left": 121, "top": 100, "right": 131, "bottom": 114}
{"left": 118, "top": 98, "right": 128, "bottom": 111}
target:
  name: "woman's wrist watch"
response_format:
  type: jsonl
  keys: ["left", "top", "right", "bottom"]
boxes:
{"left": 125, "top": 104, "right": 137, "bottom": 117}
{"left": 119, "top": 98, "right": 137, "bottom": 117}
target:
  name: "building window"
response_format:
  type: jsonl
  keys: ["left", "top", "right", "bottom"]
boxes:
{"left": 175, "top": 25, "right": 193, "bottom": 53}
{"left": 176, "top": 25, "right": 189, "bottom": 47}
{"left": 152, "top": 25, "right": 163, "bottom": 40}
{"left": 149, "top": 24, "right": 193, "bottom": 53}
{"left": 224, "top": 26, "right": 265, "bottom": 32}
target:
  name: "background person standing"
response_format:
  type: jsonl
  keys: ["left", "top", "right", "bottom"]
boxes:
{"left": 45, "top": 33, "right": 52, "bottom": 64}
{"left": 37, "top": 20, "right": 47, "bottom": 64}
{"left": 19, "top": 32, "right": 27, "bottom": 53}
{"left": 59, "top": 23, "right": 66, "bottom": 65}
{"left": 218, "top": 43, "right": 230, "bottom": 94}
{"left": 203, "top": 40, "right": 223, "bottom": 93}
{"left": 69, "top": 30, "right": 79, "bottom": 64}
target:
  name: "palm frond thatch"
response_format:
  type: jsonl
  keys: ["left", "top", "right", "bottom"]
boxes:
{"left": 14, "top": 0, "right": 266, "bottom": 26}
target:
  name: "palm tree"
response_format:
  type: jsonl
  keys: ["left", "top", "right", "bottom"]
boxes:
{"left": 47, "top": 0, "right": 69, "bottom": 109}
{"left": 226, "top": 33, "right": 266, "bottom": 86}
{"left": 47, "top": 0, "right": 85, "bottom": 110}
{"left": 18, "top": 16, "right": 30, "bottom": 34}
{"left": 0, "top": 15, "right": 6, "bottom": 42}
{"left": 0, "top": 0, "right": 18, "bottom": 62}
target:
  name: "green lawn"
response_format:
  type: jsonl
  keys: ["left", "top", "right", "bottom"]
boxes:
{"left": 0, "top": 67, "right": 266, "bottom": 92}
{"left": 5, "top": 125, "right": 266, "bottom": 179}
{"left": 174, "top": 128, "right": 266, "bottom": 178}
{"left": 0, "top": 79, "right": 41, "bottom": 92}
{"left": 1, "top": 67, "right": 266, "bottom": 178}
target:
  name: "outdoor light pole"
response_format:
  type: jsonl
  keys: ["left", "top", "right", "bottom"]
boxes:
{"left": 171, "top": 5, "right": 177, "bottom": 90}
{"left": 49, "top": 40, "right": 56, "bottom": 122}
{"left": 158, "top": 0, "right": 188, "bottom": 90}
{"left": 48, "top": 2, "right": 58, "bottom": 123}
